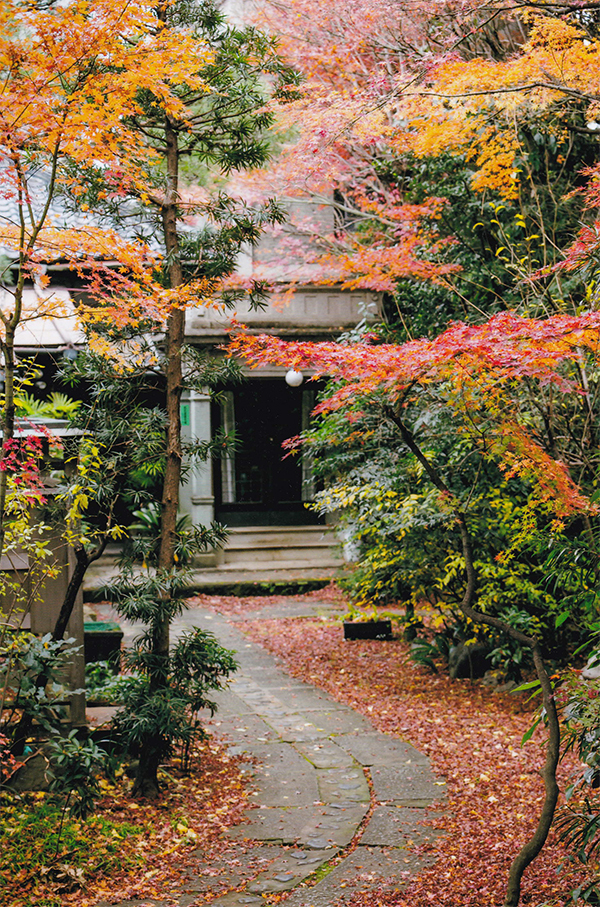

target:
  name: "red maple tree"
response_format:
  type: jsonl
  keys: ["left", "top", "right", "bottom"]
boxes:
{"left": 229, "top": 309, "right": 600, "bottom": 906}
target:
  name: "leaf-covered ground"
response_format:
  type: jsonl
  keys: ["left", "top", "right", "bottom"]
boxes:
{"left": 6, "top": 586, "right": 596, "bottom": 906}
{"left": 196, "top": 587, "right": 594, "bottom": 907}
{"left": 1, "top": 739, "right": 257, "bottom": 907}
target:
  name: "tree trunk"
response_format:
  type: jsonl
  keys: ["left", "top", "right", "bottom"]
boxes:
{"left": 52, "top": 535, "right": 110, "bottom": 641}
{"left": 386, "top": 406, "right": 561, "bottom": 907}
{"left": 133, "top": 111, "right": 184, "bottom": 799}
{"left": 0, "top": 322, "right": 17, "bottom": 557}
{"left": 157, "top": 111, "right": 184, "bottom": 638}
{"left": 132, "top": 742, "right": 163, "bottom": 799}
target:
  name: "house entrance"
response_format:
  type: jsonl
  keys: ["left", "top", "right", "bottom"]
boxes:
{"left": 213, "top": 379, "right": 320, "bottom": 526}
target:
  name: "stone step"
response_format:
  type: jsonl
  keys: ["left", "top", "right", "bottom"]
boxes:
{"left": 83, "top": 558, "right": 343, "bottom": 601}
{"left": 223, "top": 526, "right": 336, "bottom": 546}
{"left": 211, "top": 557, "right": 341, "bottom": 572}
{"left": 219, "top": 525, "right": 341, "bottom": 567}
{"left": 184, "top": 563, "right": 343, "bottom": 588}
{"left": 222, "top": 547, "right": 339, "bottom": 565}
{"left": 82, "top": 525, "right": 343, "bottom": 598}
{"left": 224, "top": 536, "right": 334, "bottom": 550}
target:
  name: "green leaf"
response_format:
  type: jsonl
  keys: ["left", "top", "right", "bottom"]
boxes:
{"left": 522, "top": 714, "right": 542, "bottom": 745}
{"left": 512, "top": 679, "right": 541, "bottom": 693}
{"left": 555, "top": 611, "right": 570, "bottom": 628}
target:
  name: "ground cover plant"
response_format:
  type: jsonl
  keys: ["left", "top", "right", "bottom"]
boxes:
{"left": 0, "top": 738, "right": 254, "bottom": 907}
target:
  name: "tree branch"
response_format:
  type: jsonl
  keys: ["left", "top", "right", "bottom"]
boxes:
{"left": 384, "top": 404, "right": 561, "bottom": 907}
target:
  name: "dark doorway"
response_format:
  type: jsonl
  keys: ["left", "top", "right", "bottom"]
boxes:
{"left": 213, "top": 379, "right": 320, "bottom": 526}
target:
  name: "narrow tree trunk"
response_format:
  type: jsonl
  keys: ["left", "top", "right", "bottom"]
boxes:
{"left": 156, "top": 112, "right": 184, "bottom": 645}
{"left": 0, "top": 323, "right": 17, "bottom": 557}
{"left": 132, "top": 740, "right": 163, "bottom": 799}
{"left": 386, "top": 406, "right": 561, "bottom": 907}
{"left": 133, "top": 111, "right": 184, "bottom": 799}
{"left": 52, "top": 535, "right": 110, "bottom": 641}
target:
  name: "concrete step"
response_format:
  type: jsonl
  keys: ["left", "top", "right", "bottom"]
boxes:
{"left": 222, "top": 547, "right": 339, "bottom": 564}
{"left": 184, "top": 563, "right": 343, "bottom": 588}
{"left": 224, "top": 526, "right": 335, "bottom": 544}
{"left": 220, "top": 525, "right": 341, "bottom": 566}
{"left": 224, "top": 536, "right": 334, "bottom": 550}
{"left": 210, "top": 557, "right": 341, "bottom": 572}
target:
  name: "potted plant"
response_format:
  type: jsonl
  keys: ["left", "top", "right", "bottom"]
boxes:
{"left": 342, "top": 605, "right": 393, "bottom": 640}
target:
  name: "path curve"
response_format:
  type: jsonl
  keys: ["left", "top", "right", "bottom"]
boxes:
{"left": 96, "top": 597, "right": 445, "bottom": 906}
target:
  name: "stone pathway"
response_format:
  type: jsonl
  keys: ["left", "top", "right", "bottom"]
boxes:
{"left": 93, "top": 598, "right": 446, "bottom": 906}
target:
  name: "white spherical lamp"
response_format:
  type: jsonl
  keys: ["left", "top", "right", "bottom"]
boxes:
{"left": 285, "top": 369, "right": 304, "bottom": 387}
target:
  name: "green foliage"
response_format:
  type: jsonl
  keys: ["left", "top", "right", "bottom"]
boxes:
{"left": 46, "top": 730, "right": 115, "bottom": 820}
{"left": 553, "top": 673, "right": 600, "bottom": 901}
{"left": 537, "top": 530, "right": 600, "bottom": 638}
{"left": 58, "top": 341, "right": 237, "bottom": 547}
{"left": 106, "top": 565, "right": 237, "bottom": 783}
{"left": 84, "top": 660, "right": 129, "bottom": 702}
{"left": 170, "top": 628, "right": 238, "bottom": 714}
{"left": 111, "top": 622, "right": 237, "bottom": 775}
{"left": 0, "top": 790, "right": 142, "bottom": 906}
{"left": 0, "top": 633, "right": 80, "bottom": 756}
{"left": 305, "top": 366, "right": 593, "bottom": 666}
{"left": 0, "top": 457, "right": 57, "bottom": 642}
{"left": 15, "top": 392, "right": 81, "bottom": 421}
{"left": 560, "top": 674, "right": 600, "bottom": 796}
{"left": 57, "top": 344, "right": 168, "bottom": 527}
{"left": 409, "top": 630, "right": 453, "bottom": 673}
{"left": 408, "top": 606, "right": 542, "bottom": 680}
{"left": 127, "top": 502, "right": 227, "bottom": 567}
{"left": 488, "top": 607, "right": 544, "bottom": 679}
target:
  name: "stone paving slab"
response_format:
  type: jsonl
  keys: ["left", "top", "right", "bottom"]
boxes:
{"left": 228, "top": 682, "right": 297, "bottom": 711}
{"left": 359, "top": 805, "right": 440, "bottom": 847}
{"left": 316, "top": 767, "right": 370, "bottom": 803}
{"left": 208, "top": 712, "right": 280, "bottom": 744}
{"left": 206, "top": 688, "right": 256, "bottom": 717}
{"left": 302, "top": 803, "right": 369, "bottom": 848}
{"left": 228, "top": 806, "right": 332, "bottom": 845}
{"left": 282, "top": 845, "right": 427, "bottom": 907}
{"left": 370, "top": 764, "right": 447, "bottom": 804}
{"left": 227, "top": 802, "right": 368, "bottom": 849}
{"left": 224, "top": 681, "right": 348, "bottom": 716}
{"left": 337, "top": 732, "right": 430, "bottom": 766}
{"left": 294, "top": 740, "right": 356, "bottom": 770}
{"left": 265, "top": 719, "right": 330, "bottom": 743}
{"left": 265, "top": 688, "right": 350, "bottom": 712}
{"left": 241, "top": 743, "right": 319, "bottom": 806}
{"left": 184, "top": 844, "right": 284, "bottom": 896}
{"left": 269, "top": 710, "right": 375, "bottom": 741}
{"left": 246, "top": 849, "right": 334, "bottom": 893}
{"left": 193, "top": 893, "right": 264, "bottom": 907}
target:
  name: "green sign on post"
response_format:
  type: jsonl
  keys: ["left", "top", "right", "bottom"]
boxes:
{"left": 180, "top": 403, "right": 190, "bottom": 426}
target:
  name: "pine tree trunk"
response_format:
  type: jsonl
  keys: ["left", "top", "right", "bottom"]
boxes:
{"left": 133, "top": 112, "right": 184, "bottom": 798}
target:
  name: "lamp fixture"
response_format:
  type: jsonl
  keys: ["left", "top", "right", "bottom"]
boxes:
{"left": 285, "top": 369, "right": 304, "bottom": 387}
